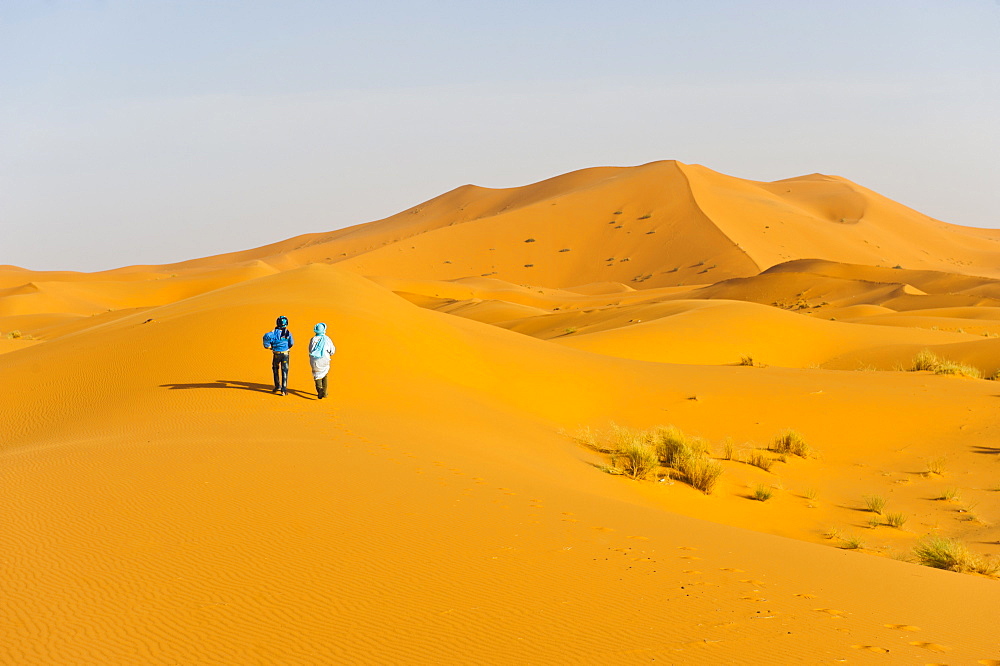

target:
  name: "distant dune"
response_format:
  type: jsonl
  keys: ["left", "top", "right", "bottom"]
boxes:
{"left": 2, "top": 161, "right": 1000, "bottom": 663}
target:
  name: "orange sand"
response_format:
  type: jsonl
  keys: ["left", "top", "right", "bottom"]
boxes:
{"left": 2, "top": 161, "right": 1000, "bottom": 663}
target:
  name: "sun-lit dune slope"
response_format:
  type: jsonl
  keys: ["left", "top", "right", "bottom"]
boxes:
{"left": 139, "top": 160, "right": 1000, "bottom": 289}
{"left": 3, "top": 262, "right": 1000, "bottom": 663}
{"left": 551, "top": 298, "right": 975, "bottom": 367}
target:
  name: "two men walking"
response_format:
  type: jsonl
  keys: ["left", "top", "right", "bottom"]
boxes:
{"left": 263, "top": 315, "right": 335, "bottom": 398}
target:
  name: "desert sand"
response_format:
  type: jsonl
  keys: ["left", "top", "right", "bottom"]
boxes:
{"left": 2, "top": 160, "right": 999, "bottom": 664}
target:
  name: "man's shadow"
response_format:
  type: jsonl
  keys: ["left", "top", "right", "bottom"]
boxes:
{"left": 160, "top": 380, "right": 313, "bottom": 399}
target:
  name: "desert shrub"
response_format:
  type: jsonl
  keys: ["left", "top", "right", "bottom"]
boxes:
{"left": 911, "top": 349, "right": 940, "bottom": 371}
{"left": 617, "top": 440, "right": 659, "bottom": 480}
{"left": 863, "top": 494, "right": 887, "bottom": 514}
{"left": 885, "top": 512, "right": 907, "bottom": 529}
{"left": 913, "top": 535, "right": 970, "bottom": 571}
{"left": 969, "top": 555, "right": 1000, "bottom": 577}
{"left": 925, "top": 456, "right": 948, "bottom": 476}
{"left": 6, "top": 330, "right": 22, "bottom": 339}
{"left": 771, "top": 430, "right": 811, "bottom": 458}
{"left": 721, "top": 437, "right": 735, "bottom": 461}
{"left": 935, "top": 360, "right": 982, "bottom": 379}
{"left": 738, "top": 355, "right": 756, "bottom": 367}
{"left": 936, "top": 487, "right": 960, "bottom": 501}
{"left": 678, "top": 457, "right": 724, "bottom": 494}
{"left": 745, "top": 450, "right": 774, "bottom": 472}
{"left": 752, "top": 484, "right": 773, "bottom": 501}
{"left": 652, "top": 426, "right": 706, "bottom": 467}
{"left": 840, "top": 534, "right": 865, "bottom": 550}
{"left": 988, "top": 369, "right": 1000, "bottom": 381}
{"left": 910, "top": 350, "right": 982, "bottom": 378}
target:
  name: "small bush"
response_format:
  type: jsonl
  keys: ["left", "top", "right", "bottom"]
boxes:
{"left": 652, "top": 426, "right": 707, "bottom": 468}
{"left": 910, "top": 350, "right": 982, "bottom": 378}
{"left": 745, "top": 450, "right": 774, "bottom": 472}
{"left": 804, "top": 488, "right": 818, "bottom": 501}
{"left": 6, "top": 330, "right": 22, "bottom": 339}
{"left": 868, "top": 516, "right": 882, "bottom": 529}
{"left": 913, "top": 535, "right": 970, "bottom": 571}
{"left": 925, "top": 456, "right": 947, "bottom": 476}
{"left": 936, "top": 487, "right": 960, "bottom": 502}
{"left": 721, "top": 437, "right": 735, "bottom": 461}
{"left": 679, "top": 457, "right": 724, "bottom": 494}
{"left": 863, "top": 494, "right": 887, "bottom": 514}
{"left": 752, "top": 484, "right": 773, "bottom": 501}
{"left": 969, "top": 555, "right": 1000, "bottom": 577}
{"left": 524, "top": 238, "right": 536, "bottom": 243}
{"left": 840, "top": 534, "right": 865, "bottom": 549}
{"left": 617, "top": 440, "right": 659, "bottom": 480}
{"left": 771, "top": 430, "right": 811, "bottom": 458}
{"left": 738, "top": 355, "right": 756, "bottom": 367}
{"left": 885, "top": 512, "right": 907, "bottom": 529}
{"left": 638, "top": 214, "right": 652, "bottom": 220}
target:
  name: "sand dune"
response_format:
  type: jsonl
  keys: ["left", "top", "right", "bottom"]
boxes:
{"left": 3, "top": 162, "right": 1000, "bottom": 663}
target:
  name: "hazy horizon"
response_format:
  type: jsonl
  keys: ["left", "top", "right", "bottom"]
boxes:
{"left": 3, "top": 1, "right": 998, "bottom": 272}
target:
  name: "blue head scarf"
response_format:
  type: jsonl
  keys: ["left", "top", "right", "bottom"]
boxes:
{"left": 314, "top": 322, "right": 326, "bottom": 335}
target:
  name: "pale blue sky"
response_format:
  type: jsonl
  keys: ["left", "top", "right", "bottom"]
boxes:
{"left": 2, "top": 1, "right": 998, "bottom": 271}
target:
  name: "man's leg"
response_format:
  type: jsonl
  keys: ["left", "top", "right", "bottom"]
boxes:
{"left": 280, "top": 354, "right": 289, "bottom": 394}
{"left": 320, "top": 376, "right": 328, "bottom": 399}
{"left": 271, "top": 354, "right": 282, "bottom": 392}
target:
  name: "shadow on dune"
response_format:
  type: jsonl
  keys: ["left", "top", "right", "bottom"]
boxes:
{"left": 160, "top": 380, "right": 313, "bottom": 398}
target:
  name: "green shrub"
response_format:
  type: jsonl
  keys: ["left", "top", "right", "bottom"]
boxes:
{"left": 752, "top": 484, "right": 773, "bottom": 501}
{"left": 913, "top": 535, "right": 970, "bottom": 571}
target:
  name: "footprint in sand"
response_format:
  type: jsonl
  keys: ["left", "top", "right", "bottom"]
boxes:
{"left": 680, "top": 555, "right": 702, "bottom": 560}
{"left": 908, "top": 641, "right": 949, "bottom": 653}
{"left": 678, "top": 546, "right": 697, "bottom": 551}
{"left": 851, "top": 645, "right": 889, "bottom": 654}
{"left": 794, "top": 593, "right": 817, "bottom": 599}
{"left": 719, "top": 567, "right": 745, "bottom": 573}
{"left": 561, "top": 518, "right": 580, "bottom": 523}
{"left": 977, "top": 660, "right": 1000, "bottom": 665}
{"left": 591, "top": 526, "right": 615, "bottom": 532}
{"left": 883, "top": 624, "right": 919, "bottom": 632}
{"left": 813, "top": 608, "right": 847, "bottom": 617}
{"left": 627, "top": 535, "right": 649, "bottom": 541}
{"left": 740, "top": 579, "right": 765, "bottom": 586}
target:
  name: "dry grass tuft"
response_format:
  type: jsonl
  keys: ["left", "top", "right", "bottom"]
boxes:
{"left": 751, "top": 484, "right": 773, "bottom": 501}
{"left": 840, "top": 534, "right": 865, "bottom": 550}
{"left": 925, "top": 456, "right": 948, "bottom": 476}
{"left": 863, "top": 494, "right": 887, "bottom": 514}
{"left": 615, "top": 439, "right": 659, "bottom": 480}
{"left": 913, "top": 535, "right": 971, "bottom": 571}
{"left": 745, "top": 449, "right": 774, "bottom": 472}
{"left": 936, "top": 487, "right": 961, "bottom": 502}
{"left": 884, "top": 512, "right": 907, "bottom": 529}
{"left": 679, "top": 457, "right": 724, "bottom": 494}
{"left": 771, "top": 430, "right": 811, "bottom": 458}
{"left": 721, "top": 437, "right": 735, "bottom": 461}
{"left": 910, "top": 350, "right": 982, "bottom": 378}
{"left": 583, "top": 424, "right": 724, "bottom": 493}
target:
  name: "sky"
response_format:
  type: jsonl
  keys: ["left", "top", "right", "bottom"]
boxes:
{"left": 1, "top": 0, "right": 998, "bottom": 272}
